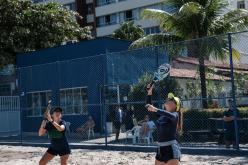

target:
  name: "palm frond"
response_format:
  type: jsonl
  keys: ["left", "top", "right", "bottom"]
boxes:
{"left": 142, "top": 9, "right": 172, "bottom": 25}
{"left": 223, "top": 9, "right": 248, "bottom": 31}
{"left": 163, "top": 0, "right": 184, "bottom": 8}
{"left": 142, "top": 9, "right": 195, "bottom": 38}
{"left": 139, "top": 0, "right": 244, "bottom": 62}
{"left": 210, "top": 9, "right": 248, "bottom": 34}
{"left": 179, "top": 2, "right": 203, "bottom": 16}
{"left": 232, "top": 48, "right": 241, "bottom": 61}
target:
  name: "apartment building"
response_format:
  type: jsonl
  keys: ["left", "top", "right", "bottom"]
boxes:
{"left": 31, "top": 0, "right": 248, "bottom": 36}
{"left": 94, "top": 0, "right": 167, "bottom": 37}
{"left": 32, "top": 0, "right": 172, "bottom": 37}
{"left": 227, "top": 0, "right": 248, "bottom": 10}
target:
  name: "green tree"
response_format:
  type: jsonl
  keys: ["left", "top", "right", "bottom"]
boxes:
{"left": 130, "top": 0, "right": 248, "bottom": 108}
{"left": 112, "top": 21, "right": 145, "bottom": 41}
{"left": 235, "top": 73, "right": 248, "bottom": 96}
{"left": 0, "top": 0, "right": 91, "bottom": 67}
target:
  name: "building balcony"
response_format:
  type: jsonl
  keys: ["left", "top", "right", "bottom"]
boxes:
{"left": 95, "top": 0, "right": 162, "bottom": 17}
{"left": 96, "top": 19, "right": 159, "bottom": 37}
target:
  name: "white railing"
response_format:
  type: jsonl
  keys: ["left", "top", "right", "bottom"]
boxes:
{"left": 0, "top": 96, "right": 20, "bottom": 137}
{"left": 0, "top": 96, "right": 20, "bottom": 112}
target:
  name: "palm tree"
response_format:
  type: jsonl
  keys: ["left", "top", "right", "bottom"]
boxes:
{"left": 130, "top": 0, "right": 248, "bottom": 108}
{"left": 112, "top": 21, "right": 145, "bottom": 41}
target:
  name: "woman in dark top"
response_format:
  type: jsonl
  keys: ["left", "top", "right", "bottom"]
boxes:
{"left": 38, "top": 107, "right": 70, "bottom": 165}
{"left": 146, "top": 84, "right": 182, "bottom": 165}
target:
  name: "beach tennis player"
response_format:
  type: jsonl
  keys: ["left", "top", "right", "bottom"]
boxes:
{"left": 38, "top": 107, "right": 71, "bottom": 165}
{"left": 146, "top": 84, "right": 183, "bottom": 165}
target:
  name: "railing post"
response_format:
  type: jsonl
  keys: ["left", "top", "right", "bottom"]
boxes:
{"left": 228, "top": 33, "right": 239, "bottom": 150}
{"left": 17, "top": 68, "right": 23, "bottom": 145}
{"left": 102, "top": 55, "right": 108, "bottom": 147}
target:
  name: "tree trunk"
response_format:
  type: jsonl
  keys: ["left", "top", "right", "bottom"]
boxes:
{"left": 187, "top": 43, "right": 199, "bottom": 57}
{"left": 199, "top": 55, "right": 208, "bottom": 108}
{"left": 188, "top": 39, "right": 208, "bottom": 108}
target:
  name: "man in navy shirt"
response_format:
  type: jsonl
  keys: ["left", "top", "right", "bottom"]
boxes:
{"left": 223, "top": 99, "right": 240, "bottom": 148}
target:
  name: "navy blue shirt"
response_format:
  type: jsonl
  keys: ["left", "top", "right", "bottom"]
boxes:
{"left": 156, "top": 110, "right": 178, "bottom": 142}
{"left": 224, "top": 108, "right": 239, "bottom": 131}
{"left": 45, "top": 120, "right": 69, "bottom": 149}
{"left": 146, "top": 95, "right": 178, "bottom": 142}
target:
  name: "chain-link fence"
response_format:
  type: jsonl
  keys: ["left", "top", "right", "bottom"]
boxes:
{"left": 230, "top": 31, "right": 248, "bottom": 149}
{"left": 1, "top": 32, "right": 248, "bottom": 150}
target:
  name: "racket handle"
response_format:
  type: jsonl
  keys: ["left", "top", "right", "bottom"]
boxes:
{"left": 44, "top": 100, "right": 52, "bottom": 119}
{"left": 145, "top": 104, "right": 150, "bottom": 109}
{"left": 146, "top": 81, "right": 155, "bottom": 90}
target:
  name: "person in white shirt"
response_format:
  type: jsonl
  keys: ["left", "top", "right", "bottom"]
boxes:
{"left": 139, "top": 115, "right": 156, "bottom": 137}
{"left": 114, "top": 106, "right": 125, "bottom": 141}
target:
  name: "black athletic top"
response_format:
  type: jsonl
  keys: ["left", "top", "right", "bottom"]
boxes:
{"left": 146, "top": 95, "right": 178, "bottom": 142}
{"left": 45, "top": 120, "right": 69, "bottom": 149}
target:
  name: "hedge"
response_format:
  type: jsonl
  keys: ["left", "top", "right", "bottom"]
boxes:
{"left": 183, "top": 107, "right": 248, "bottom": 119}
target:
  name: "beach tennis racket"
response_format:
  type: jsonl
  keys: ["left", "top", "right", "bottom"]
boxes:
{"left": 146, "top": 63, "right": 171, "bottom": 90}
{"left": 44, "top": 100, "right": 52, "bottom": 119}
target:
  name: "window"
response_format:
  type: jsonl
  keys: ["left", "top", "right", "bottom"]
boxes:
{"left": 97, "top": 17, "right": 105, "bottom": 26}
{"left": 105, "top": 15, "right": 111, "bottom": 24}
{"left": 64, "top": 2, "right": 76, "bottom": 11}
{"left": 97, "top": 14, "right": 117, "bottom": 26}
{"left": 125, "top": 10, "right": 133, "bottom": 21}
{"left": 144, "top": 26, "right": 160, "bottom": 35}
{"left": 87, "top": 4, "right": 94, "bottom": 14}
{"left": 60, "top": 87, "right": 88, "bottom": 115}
{"left": 237, "top": 1, "right": 245, "bottom": 9}
{"left": 97, "top": 0, "right": 116, "bottom": 6}
{"left": 0, "top": 84, "right": 11, "bottom": 96}
{"left": 27, "top": 91, "right": 52, "bottom": 117}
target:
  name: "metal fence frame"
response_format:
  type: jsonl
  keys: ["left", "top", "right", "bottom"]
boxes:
{"left": 1, "top": 32, "right": 248, "bottom": 150}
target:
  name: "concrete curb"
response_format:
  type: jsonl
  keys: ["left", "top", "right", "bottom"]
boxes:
{"left": 0, "top": 142, "right": 247, "bottom": 156}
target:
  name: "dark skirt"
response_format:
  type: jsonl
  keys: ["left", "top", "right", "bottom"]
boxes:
{"left": 155, "top": 144, "right": 181, "bottom": 163}
{"left": 47, "top": 144, "right": 71, "bottom": 156}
